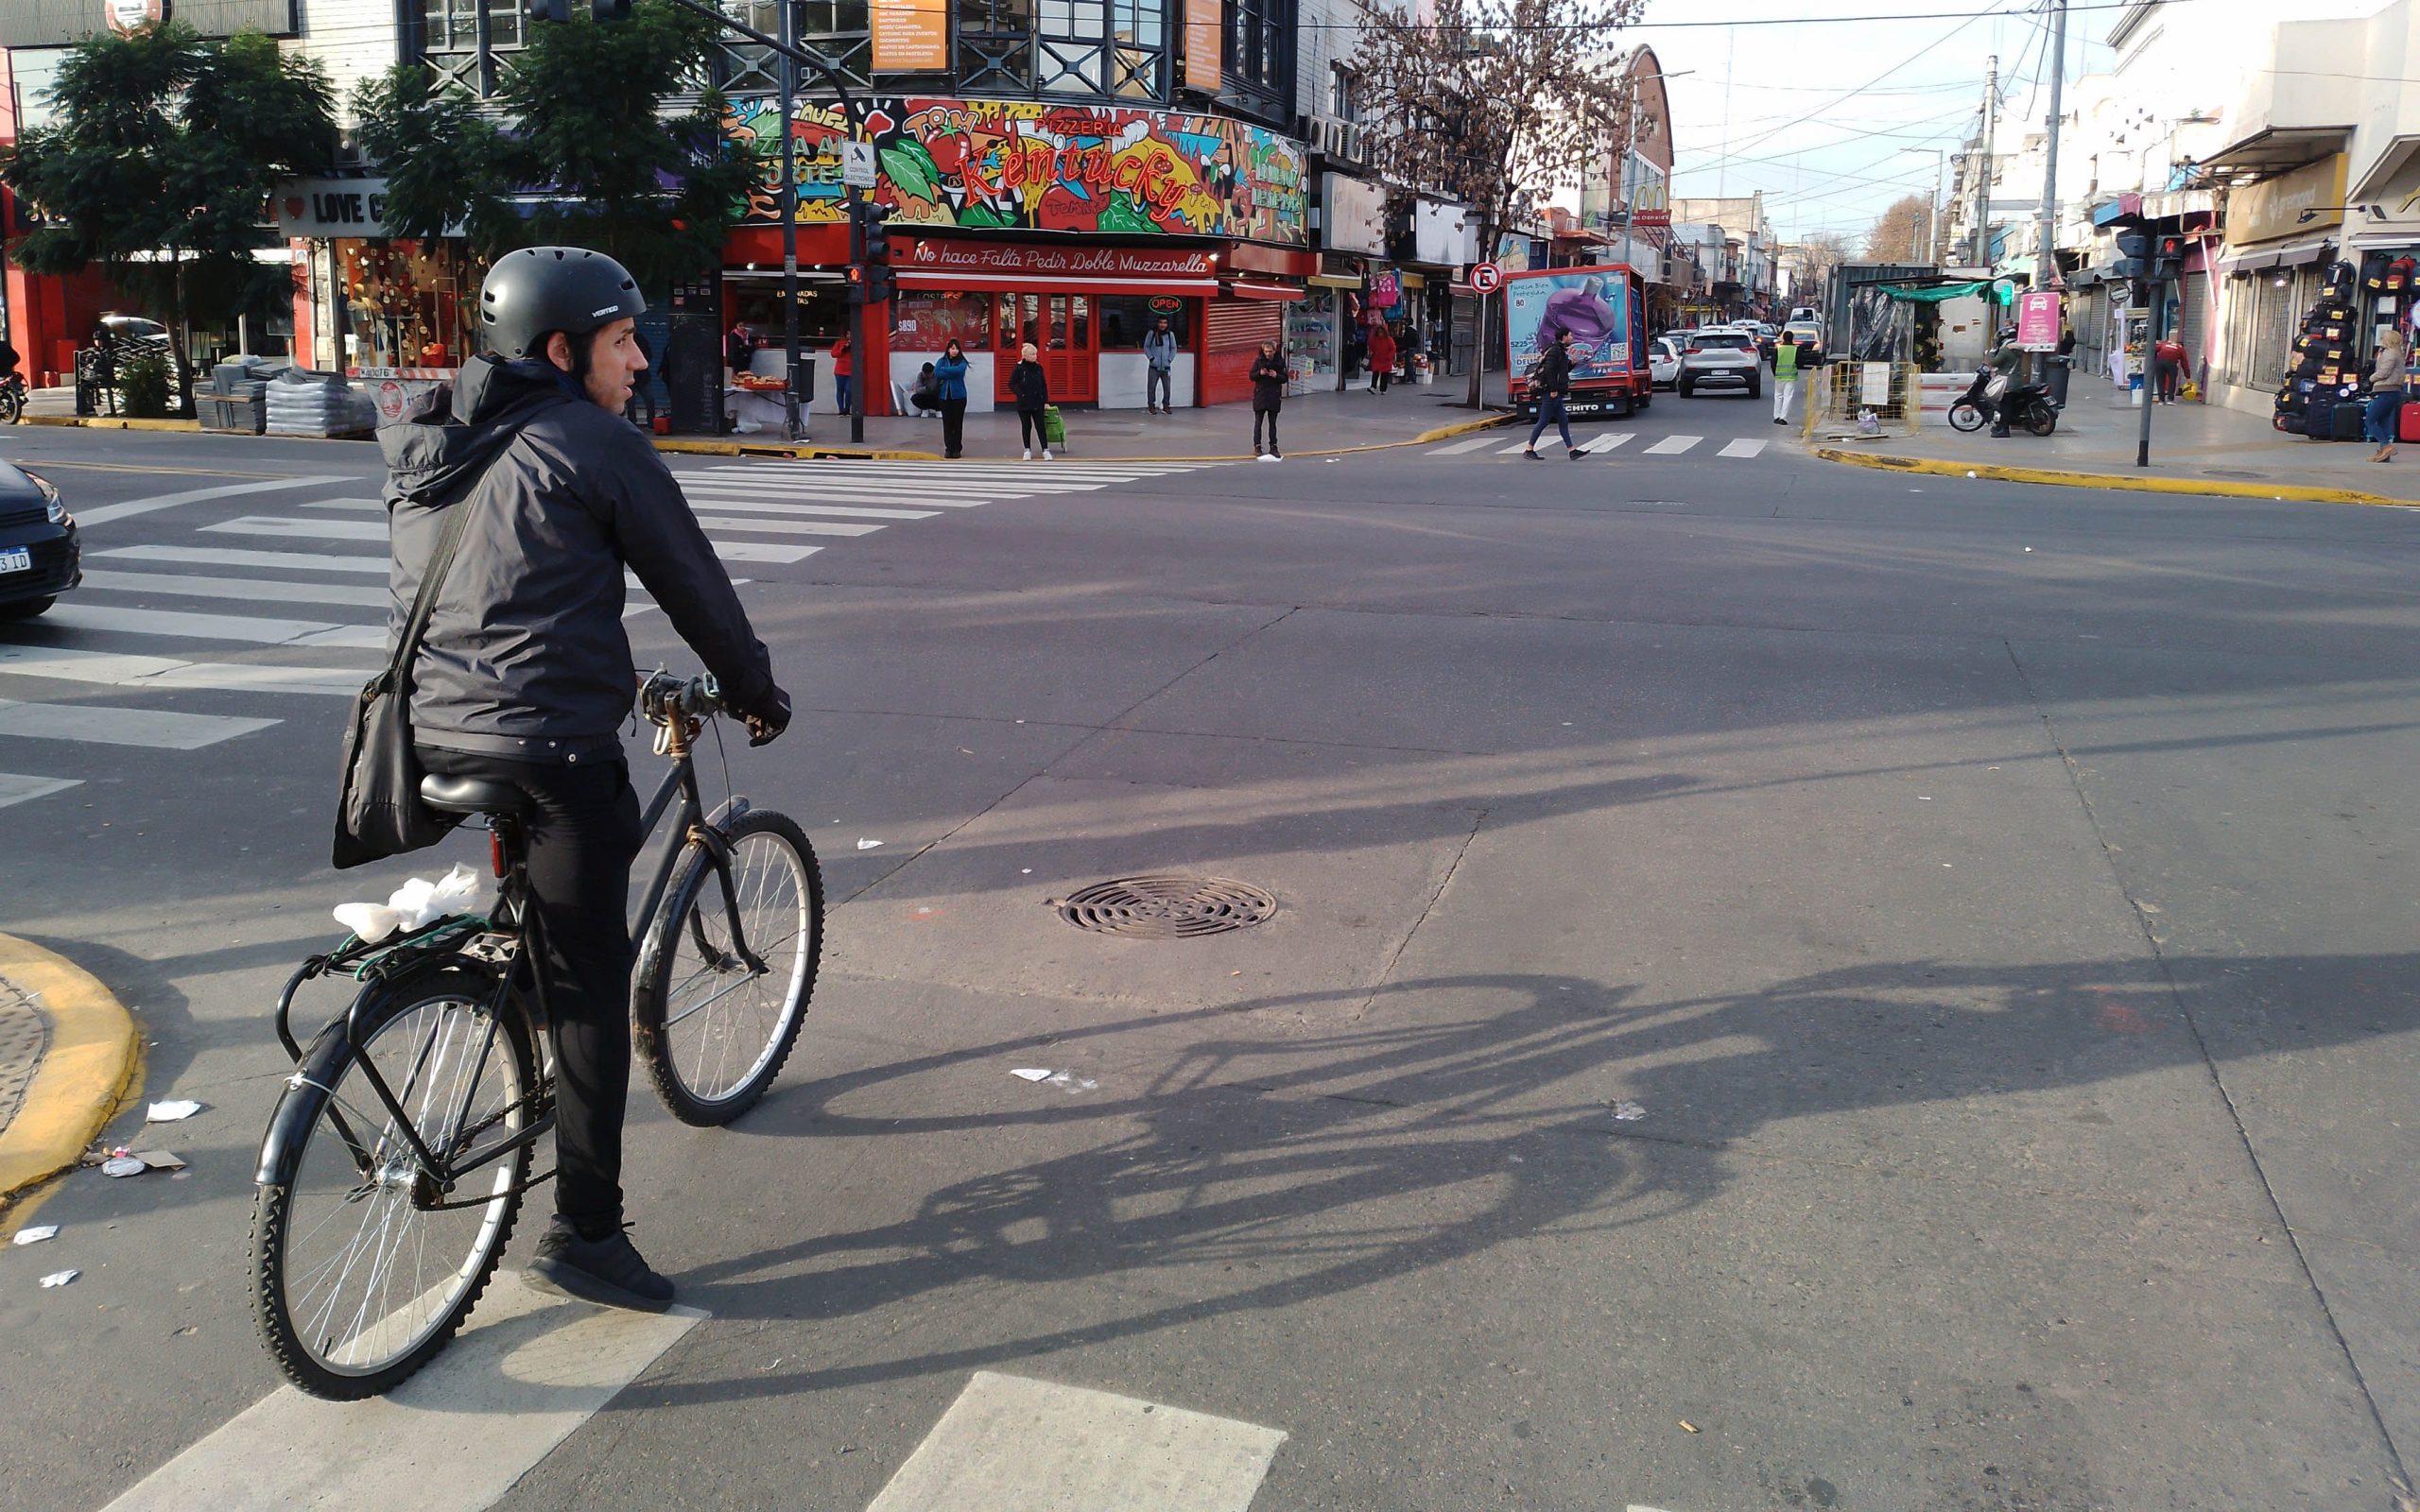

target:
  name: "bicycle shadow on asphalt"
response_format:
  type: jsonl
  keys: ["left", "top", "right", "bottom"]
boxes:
{"left": 637, "top": 948, "right": 2420, "bottom": 1404}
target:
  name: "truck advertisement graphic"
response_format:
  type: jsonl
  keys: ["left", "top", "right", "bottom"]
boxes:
{"left": 1503, "top": 264, "right": 1649, "bottom": 417}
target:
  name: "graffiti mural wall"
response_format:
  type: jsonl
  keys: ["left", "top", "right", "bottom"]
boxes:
{"left": 724, "top": 96, "right": 1307, "bottom": 246}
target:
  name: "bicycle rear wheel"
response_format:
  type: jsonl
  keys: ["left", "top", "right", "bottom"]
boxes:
{"left": 251, "top": 965, "right": 537, "bottom": 1399}
{"left": 632, "top": 808, "right": 822, "bottom": 1125}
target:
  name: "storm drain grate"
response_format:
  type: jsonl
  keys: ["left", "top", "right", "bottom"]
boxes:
{"left": 2202, "top": 469, "right": 2266, "bottom": 481}
{"left": 1052, "top": 876, "right": 1278, "bottom": 938}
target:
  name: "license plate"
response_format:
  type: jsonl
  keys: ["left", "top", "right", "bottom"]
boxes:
{"left": 0, "top": 546, "right": 29, "bottom": 575}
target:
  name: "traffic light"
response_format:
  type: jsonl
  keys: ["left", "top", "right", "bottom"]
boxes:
{"left": 2152, "top": 233, "right": 2187, "bottom": 281}
{"left": 845, "top": 265, "right": 896, "bottom": 306}
{"left": 849, "top": 200, "right": 890, "bottom": 263}
{"left": 2112, "top": 230, "right": 2149, "bottom": 281}
{"left": 526, "top": 0, "right": 631, "bottom": 22}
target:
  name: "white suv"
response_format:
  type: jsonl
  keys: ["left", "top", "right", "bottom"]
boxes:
{"left": 1678, "top": 328, "right": 1762, "bottom": 398}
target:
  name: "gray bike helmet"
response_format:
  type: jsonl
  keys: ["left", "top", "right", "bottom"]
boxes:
{"left": 478, "top": 246, "right": 645, "bottom": 361}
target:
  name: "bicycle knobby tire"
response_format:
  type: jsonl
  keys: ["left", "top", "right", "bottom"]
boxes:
{"left": 632, "top": 808, "right": 822, "bottom": 1126}
{"left": 251, "top": 964, "right": 535, "bottom": 1400}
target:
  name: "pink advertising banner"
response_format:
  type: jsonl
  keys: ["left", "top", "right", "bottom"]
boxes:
{"left": 2015, "top": 289, "right": 2061, "bottom": 350}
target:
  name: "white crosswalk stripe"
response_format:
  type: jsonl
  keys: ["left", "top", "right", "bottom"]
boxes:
{"left": 1426, "top": 434, "right": 1502, "bottom": 455}
{"left": 1580, "top": 433, "right": 1633, "bottom": 453}
{"left": 0, "top": 698, "right": 278, "bottom": 750}
{"left": 1643, "top": 435, "right": 1703, "bottom": 455}
{"left": 0, "top": 457, "right": 1215, "bottom": 806}
{"left": 1718, "top": 438, "right": 1768, "bottom": 458}
{"left": 1497, "top": 439, "right": 1534, "bottom": 454}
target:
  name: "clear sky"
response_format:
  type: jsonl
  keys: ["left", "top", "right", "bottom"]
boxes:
{"left": 1643, "top": 0, "right": 2124, "bottom": 247}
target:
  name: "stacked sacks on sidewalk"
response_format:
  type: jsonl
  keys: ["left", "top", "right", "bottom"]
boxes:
{"left": 265, "top": 369, "right": 376, "bottom": 439}
{"left": 2275, "top": 260, "right": 2366, "bottom": 439}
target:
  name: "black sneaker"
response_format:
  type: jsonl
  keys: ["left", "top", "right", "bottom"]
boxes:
{"left": 1567, "top": 447, "right": 1584, "bottom": 459}
{"left": 526, "top": 1216, "right": 674, "bottom": 1313}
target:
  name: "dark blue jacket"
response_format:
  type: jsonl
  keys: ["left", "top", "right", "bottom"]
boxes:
{"left": 932, "top": 354, "right": 971, "bottom": 404}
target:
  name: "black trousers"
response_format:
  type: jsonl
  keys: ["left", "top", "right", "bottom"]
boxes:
{"left": 941, "top": 398, "right": 967, "bottom": 457}
{"left": 1018, "top": 406, "right": 1046, "bottom": 448}
{"left": 419, "top": 747, "right": 643, "bottom": 1231}
{"left": 1253, "top": 404, "right": 1279, "bottom": 453}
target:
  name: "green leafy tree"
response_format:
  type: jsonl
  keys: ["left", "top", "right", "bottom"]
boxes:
{"left": 0, "top": 25, "right": 337, "bottom": 407}
{"left": 357, "top": 2, "right": 759, "bottom": 299}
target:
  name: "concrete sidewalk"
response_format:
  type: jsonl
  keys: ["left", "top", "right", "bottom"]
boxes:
{"left": 20, "top": 380, "right": 1512, "bottom": 462}
{"left": 1817, "top": 373, "right": 2420, "bottom": 505}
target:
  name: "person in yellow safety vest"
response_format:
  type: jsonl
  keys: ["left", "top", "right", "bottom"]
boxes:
{"left": 1772, "top": 333, "right": 1801, "bottom": 426}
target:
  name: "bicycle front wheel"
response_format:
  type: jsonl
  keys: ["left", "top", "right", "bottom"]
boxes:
{"left": 251, "top": 965, "right": 536, "bottom": 1399}
{"left": 633, "top": 808, "right": 822, "bottom": 1125}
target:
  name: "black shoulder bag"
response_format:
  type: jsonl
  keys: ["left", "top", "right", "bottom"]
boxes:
{"left": 330, "top": 464, "right": 496, "bottom": 870}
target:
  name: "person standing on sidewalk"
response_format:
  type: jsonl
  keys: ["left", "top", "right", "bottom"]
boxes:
{"left": 934, "top": 339, "right": 971, "bottom": 459}
{"left": 2365, "top": 326, "right": 2407, "bottom": 462}
{"left": 1251, "top": 340, "right": 1287, "bottom": 459}
{"left": 1772, "top": 331, "right": 1800, "bottom": 426}
{"left": 1011, "top": 341, "right": 1053, "bottom": 460}
{"left": 1367, "top": 321, "right": 1398, "bottom": 395}
{"left": 1523, "top": 329, "right": 1582, "bottom": 460}
{"left": 2153, "top": 334, "right": 2186, "bottom": 404}
{"left": 829, "top": 334, "right": 853, "bottom": 417}
{"left": 1144, "top": 318, "right": 1179, "bottom": 414}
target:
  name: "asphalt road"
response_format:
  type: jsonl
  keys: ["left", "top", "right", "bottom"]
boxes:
{"left": 4, "top": 391, "right": 2418, "bottom": 1512}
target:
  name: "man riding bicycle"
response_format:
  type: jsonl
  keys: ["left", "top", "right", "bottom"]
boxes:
{"left": 384, "top": 246, "right": 791, "bottom": 1312}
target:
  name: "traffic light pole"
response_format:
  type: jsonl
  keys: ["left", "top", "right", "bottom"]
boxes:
{"left": 2135, "top": 277, "right": 2158, "bottom": 468}
{"left": 777, "top": 0, "right": 802, "bottom": 443}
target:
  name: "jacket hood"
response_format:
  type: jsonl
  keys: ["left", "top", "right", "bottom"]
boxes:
{"left": 381, "top": 354, "right": 579, "bottom": 508}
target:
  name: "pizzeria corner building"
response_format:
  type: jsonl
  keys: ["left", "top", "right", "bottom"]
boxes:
{"left": 718, "top": 94, "right": 1310, "bottom": 421}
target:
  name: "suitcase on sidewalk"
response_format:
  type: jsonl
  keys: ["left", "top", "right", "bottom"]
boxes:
{"left": 2334, "top": 402, "right": 2368, "bottom": 441}
{"left": 2303, "top": 397, "right": 2339, "bottom": 438}
{"left": 2399, "top": 397, "right": 2420, "bottom": 444}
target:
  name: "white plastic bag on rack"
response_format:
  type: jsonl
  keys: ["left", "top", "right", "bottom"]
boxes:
{"left": 333, "top": 863, "right": 494, "bottom": 944}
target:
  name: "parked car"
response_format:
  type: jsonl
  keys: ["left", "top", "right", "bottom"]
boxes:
{"left": 0, "top": 461, "right": 78, "bottom": 621}
{"left": 1650, "top": 336, "right": 1682, "bottom": 389}
{"left": 1781, "top": 320, "right": 1826, "bottom": 366}
{"left": 1677, "top": 328, "right": 1762, "bottom": 398}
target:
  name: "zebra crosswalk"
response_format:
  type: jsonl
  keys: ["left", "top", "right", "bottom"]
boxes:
{"left": 1433, "top": 430, "right": 1770, "bottom": 462}
{"left": 0, "top": 456, "right": 1215, "bottom": 807}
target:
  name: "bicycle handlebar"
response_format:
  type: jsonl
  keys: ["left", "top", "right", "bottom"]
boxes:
{"left": 636, "top": 670, "right": 723, "bottom": 726}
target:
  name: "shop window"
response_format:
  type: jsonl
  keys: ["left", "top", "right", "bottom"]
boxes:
{"left": 1220, "top": 0, "right": 1291, "bottom": 123}
{"left": 715, "top": 0, "right": 873, "bottom": 93}
{"left": 727, "top": 280, "right": 853, "bottom": 347}
{"left": 1096, "top": 295, "right": 1189, "bottom": 349}
{"left": 890, "top": 292, "right": 995, "bottom": 352}
{"left": 957, "top": 0, "right": 1169, "bottom": 100}
{"left": 416, "top": 0, "right": 527, "bottom": 97}
{"left": 339, "top": 240, "right": 482, "bottom": 372}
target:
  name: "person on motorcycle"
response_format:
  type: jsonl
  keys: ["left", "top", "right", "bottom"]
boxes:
{"left": 1985, "top": 327, "right": 2024, "bottom": 438}
{"left": 383, "top": 246, "right": 792, "bottom": 1313}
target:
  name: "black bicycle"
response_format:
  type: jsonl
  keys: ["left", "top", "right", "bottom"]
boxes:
{"left": 250, "top": 671, "right": 822, "bottom": 1399}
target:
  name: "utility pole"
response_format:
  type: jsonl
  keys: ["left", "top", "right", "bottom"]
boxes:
{"left": 1972, "top": 54, "right": 1997, "bottom": 268}
{"left": 778, "top": 0, "right": 803, "bottom": 443}
{"left": 2034, "top": 0, "right": 2067, "bottom": 293}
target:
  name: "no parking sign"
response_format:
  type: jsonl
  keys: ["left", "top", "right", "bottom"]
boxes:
{"left": 1469, "top": 262, "right": 1504, "bottom": 294}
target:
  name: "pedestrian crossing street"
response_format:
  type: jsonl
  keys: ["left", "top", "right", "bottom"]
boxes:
{"left": 1426, "top": 429, "right": 1773, "bottom": 460}
{"left": 0, "top": 457, "right": 1215, "bottom": 809}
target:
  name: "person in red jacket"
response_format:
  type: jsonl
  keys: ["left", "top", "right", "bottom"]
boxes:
{"left": 829, "top": 335, "right": 854, "bottom": 415}
{"left": 1366, "top": 320, "right": 1398, "bottom": 394}
{"left": 2152, "top": 335, "right": 2186, "bottom": 404}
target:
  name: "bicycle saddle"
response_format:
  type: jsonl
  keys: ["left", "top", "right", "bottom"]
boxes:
{"left": 419, "top": 773, "right": 533, "bottom": 817}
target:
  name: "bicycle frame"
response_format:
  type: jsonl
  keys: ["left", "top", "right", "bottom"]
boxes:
{"left": 266, "top": 685, "right": 769, "bottom": 1205}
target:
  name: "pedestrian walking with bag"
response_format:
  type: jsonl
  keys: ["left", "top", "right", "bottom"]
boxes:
{"left": 1250, "top": 340, "right": 1287, "bottom": 459}
{"left": 1011, "top": 341, "right": 1053, "bottom": 460}
{"left": 2365, "top": 326, "right": 2407, "bottom": 462}
{"left": 1367, "top": 321, "right": 1398, "bottom": 394}
{"left": 2153, "top": 335, "right": 2186, "bottom": 404}
{"left": 1522, "top": 329, "right": 1582, "bottom": 460}
{"left": 933, "top": 339, "right": 971, "bottom": 459}
{"left": 1772, "top": 332, "right": 1801, "bottom": 426}
{"left": 1144, "top": 318, "right": 1179, "bottom": 414}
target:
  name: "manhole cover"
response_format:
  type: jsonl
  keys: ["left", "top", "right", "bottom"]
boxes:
{"left": 1053, "top": 876, "right": 1277, "bottom": 938}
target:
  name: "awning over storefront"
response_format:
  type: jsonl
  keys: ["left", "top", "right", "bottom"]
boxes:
{"left": 1222, "top": 280, "right": 1305, "bottom": 301}
{"left": 2218, "top": 236, "right": 2336, "bottom": 274}
{"left": 2199, "top": 126, "right": 2353, "bottom": 186}
{"left": 892, "top": 270, "right": 1219, "bottom": 297}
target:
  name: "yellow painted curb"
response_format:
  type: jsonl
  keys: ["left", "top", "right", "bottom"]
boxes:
{"left": 22, "top": 414, "right": 200, "bottom": 433}
{"left": 1814, "top": 446, "right": 2420, "bottom": 508}
{"left": 0, "top": 935, "right": 141, "bottom": 1211}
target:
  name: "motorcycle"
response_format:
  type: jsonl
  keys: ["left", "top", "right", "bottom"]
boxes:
{"left": 0, "top": 373, "right": 23, "bottom": 425}
{"left": 1947, "top": 366, "right": 2058, "bottom": 437}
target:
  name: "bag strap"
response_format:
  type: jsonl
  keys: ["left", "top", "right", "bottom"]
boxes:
{"left": 389, "top": 393, "right": 570, "bottom": 687}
